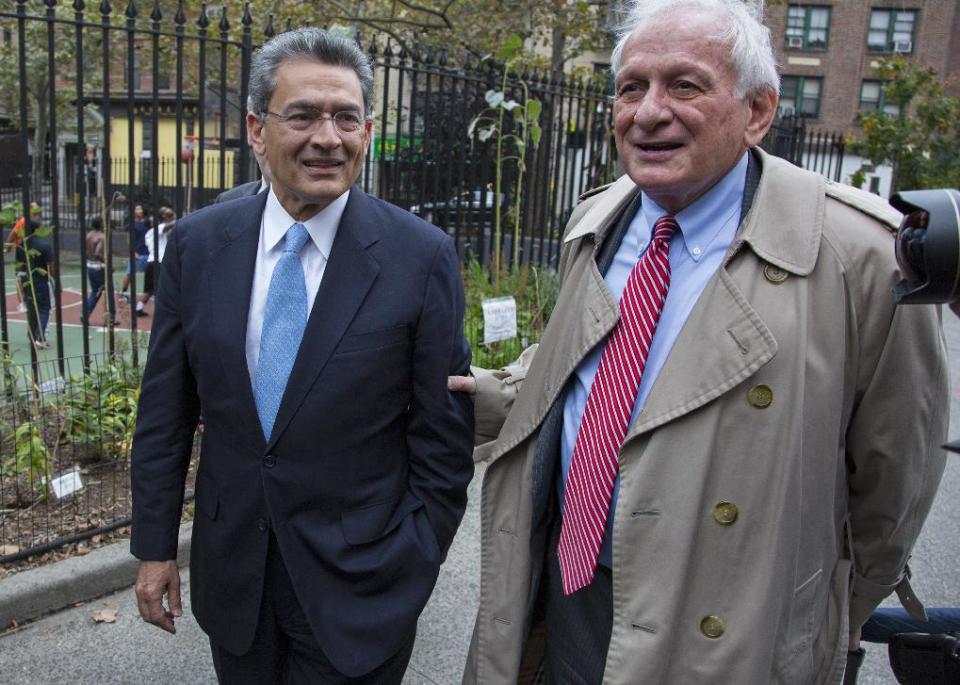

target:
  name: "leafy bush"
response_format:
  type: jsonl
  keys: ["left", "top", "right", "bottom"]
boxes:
{"left": 463, "top": 257, "right": 558, "bottom": 369}
{"left": 61, "top": 358, "right": 141, "bottom": 460}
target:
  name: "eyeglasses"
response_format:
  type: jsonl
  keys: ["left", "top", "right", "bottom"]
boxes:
{"left": 262, "top": 109, "right": 366, "bottom": 135}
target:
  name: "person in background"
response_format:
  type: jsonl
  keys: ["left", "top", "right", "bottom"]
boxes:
{"left": 120, "top": 204, "right": 150, "bottom": 306}
{"left": 16, "top": 219, "right": 54, "bottom": 349}
{"left": 456, "top": 1, "right": 948, "bottom": 682}
{"left": 81, "top": 216, "right": 116, "bottom": 326}
{"left": 6, "top": 202, "right": 43, "bottom": 313}
{"left": 136, "top": 207, "right": 176, "bottom": 317}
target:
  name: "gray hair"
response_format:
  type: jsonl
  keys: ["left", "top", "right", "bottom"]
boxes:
{"left": 610, "top": 0, "right": 779, "bottom": 99}
{"left": 249, "top": 28, "right": 374, "bottom": 117}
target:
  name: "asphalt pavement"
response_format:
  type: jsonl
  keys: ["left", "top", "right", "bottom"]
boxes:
{"left": 1, "top": 316, "right": 959, "bottom": 684}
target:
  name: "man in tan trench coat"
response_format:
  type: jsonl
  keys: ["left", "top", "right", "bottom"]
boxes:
{"left": 456, "top": 1, "right": 949, "bottom": 683}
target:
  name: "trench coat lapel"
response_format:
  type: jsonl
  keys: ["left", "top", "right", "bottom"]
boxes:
{"left": 485, "top": 183, "right": 639, "bottom": 462}
{"left": 266, "top": 189, "right": 381, "bottom": 451}
{"left": 627, "top": 267, "right": 778, "bottom": 439}
{"left": 626, "top": 149, "right": 820, "bottom": 438}
{"left": 207, "top": 192, "right": 269, "bottom": 446}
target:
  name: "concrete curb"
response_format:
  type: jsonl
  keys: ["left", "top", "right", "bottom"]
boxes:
{"left": 0, "top": 521, "right": 192, "bottom": 629}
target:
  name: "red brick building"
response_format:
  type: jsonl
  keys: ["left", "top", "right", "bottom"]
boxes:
{"left": 764, "top": 0, "right": 960, "bottom": 134}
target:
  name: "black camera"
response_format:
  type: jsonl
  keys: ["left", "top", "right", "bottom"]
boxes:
{"left": 890, "top": 188, "right": 960, "bottom": 304}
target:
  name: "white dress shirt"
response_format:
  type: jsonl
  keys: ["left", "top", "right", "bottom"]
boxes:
{"left": 145, "top": 224, "right": 170, "bottom": 264}
{"left": 245, "top": 188, "right": 348, "bottom": 387}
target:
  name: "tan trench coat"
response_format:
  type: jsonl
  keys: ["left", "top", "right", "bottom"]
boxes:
{"left": 463, "top": 150, "right": 948, "bottom": 684}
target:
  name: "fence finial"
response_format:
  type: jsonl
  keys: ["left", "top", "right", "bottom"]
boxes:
{"left": 150, "top": 0, "right": 161, "bottom": 22}
{"left": 264, "top": 12, "right": 275, "bottom": 39}
{"left": 124, "top": 0, "right": 136, "bottom": 19}
{"left": 73, "top": 0, "right": 85, "bottom": 13}
{"left": 197, "top": 4, "right": 209, "bottom": 29}
{"left": 174, "top": 0, "right": 185, "bottom": 26}
{"left": 219, "top": 5, "right": 229, "bottom": 32}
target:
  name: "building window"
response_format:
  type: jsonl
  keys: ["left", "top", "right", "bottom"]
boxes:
{"left": 867, "top": 9, "right": 917, "bottom": 54}
{"left": 785, "top": 5, "right": 831, "bottom": 50}
{"left": 859, "top": 80, "right": 900, "bottom": 117}
{"left": 779, "top": 76, "right": 822, "bottom": 118}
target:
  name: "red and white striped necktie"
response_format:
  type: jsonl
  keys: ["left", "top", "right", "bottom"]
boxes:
{"left": 557, "top": 214, "right": 678, "bottom": 595}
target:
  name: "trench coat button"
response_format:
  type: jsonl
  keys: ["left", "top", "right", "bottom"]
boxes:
{"left": 700, "top": 615, "right": 725, "bottom": 639}
{"left": 713, "top": 502, "right": 739, "bottom": 525}
{"left": 263, "top": 454, "right": 276, "bottom": 468}
{"left": 747, "top": 384, "right": 773, "bottom": 409}
{"left": 256, "top": 517, "right": 268, "bottom": 532}
{"left": 763, "top": 264, "right": 789, "bottom": 284}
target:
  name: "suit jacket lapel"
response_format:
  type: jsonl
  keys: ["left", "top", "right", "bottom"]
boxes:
{"left": 208, "top": 192, "right": 268, "bottom": 443}
{"left": 266, "top": 189, "right": 382, "bottom": 451}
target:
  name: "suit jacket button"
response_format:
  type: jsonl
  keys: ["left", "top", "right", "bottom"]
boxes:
{"left": 713, "top": 502, "right": 739, "bottom": 525}
{"left": 256, "top": 517, "right": 268, "bottom": 532}
{"left": 747, "top": 384, "right": 773, "bottom": 409}
{"left": 263, "top": 454, "right": 276, "bottom": 468}
{"left": 700, "top": 615, "right": 725, "bottom": 639}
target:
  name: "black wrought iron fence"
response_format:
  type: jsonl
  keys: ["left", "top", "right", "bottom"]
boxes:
{"left": 0, "top": 350, "right": 199, "bottom": 565}
{"left": 0, "top": 1, "right": 619, "bottom": 374}
{"left": 762, "top": 115, "right": 846, "bottom": 182}
{"left": 0, "top": 1, "right": 852, "bottom": 563}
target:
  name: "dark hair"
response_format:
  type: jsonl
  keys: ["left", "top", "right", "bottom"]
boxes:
{"left": 249, "top": 28, "right": 374, "bottom": 117}
{"left": 90, "top": 216, "right": 103, "bottom": 230}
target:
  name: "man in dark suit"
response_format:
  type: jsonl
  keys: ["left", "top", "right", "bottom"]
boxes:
{"left": 215, "top": 148, "right": 271, "bottom": 203}
{"left": 130, "top": 28, "right": 474, "bottom": 684}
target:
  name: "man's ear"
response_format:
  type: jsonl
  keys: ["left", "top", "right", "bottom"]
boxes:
{"left": 362, "top": 118, "right": 373, "bottom": 153}
{"left": 247, "top": 111, "right": 267, "bottom": 157}
{"left": 743, "top": 88, "right": 779, "bottom": 148}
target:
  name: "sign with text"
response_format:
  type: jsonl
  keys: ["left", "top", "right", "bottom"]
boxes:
{"left": 482, "top": 296, "right": 517, "bottom": 345}
{"left": 51, "top": 466, "right": 83, "bottom": 499}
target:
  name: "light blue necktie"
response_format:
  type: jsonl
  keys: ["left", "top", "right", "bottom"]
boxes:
{"left": 254, "top": 222, "right": 311, "bottom": 441}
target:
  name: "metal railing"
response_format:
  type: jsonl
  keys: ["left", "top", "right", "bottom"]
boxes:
{"left": 0, "top": 350, "right": 198, "bottom": 565}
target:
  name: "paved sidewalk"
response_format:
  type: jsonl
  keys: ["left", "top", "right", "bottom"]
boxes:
{"left": 4, "top": 316, "right": 960, "bottom": 683}
{"left": 0, "top": 467, "right": 483, "bottom": 684}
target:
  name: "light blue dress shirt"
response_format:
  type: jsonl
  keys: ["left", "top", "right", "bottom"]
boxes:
{"left": 560, "top": 152, "right": 749, "bottom": 569}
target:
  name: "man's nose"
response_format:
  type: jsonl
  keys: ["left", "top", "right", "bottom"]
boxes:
{"left": 309, "top": 116, "right": 342, "bottom": 147}
{"left": 631, "top": 89, "right": 673, "bottom": 129}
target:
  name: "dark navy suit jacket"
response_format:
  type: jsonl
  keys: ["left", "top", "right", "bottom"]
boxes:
{"left": 130, "top": 188, "right": 474, "bottom": 676}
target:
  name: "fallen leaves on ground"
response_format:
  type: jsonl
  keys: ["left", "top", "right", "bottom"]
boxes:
{"left": 92, "top": 608, "right": 118, "bottom": 623}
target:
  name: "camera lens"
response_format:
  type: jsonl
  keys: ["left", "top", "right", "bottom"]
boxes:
{"left": 891, "top": 189, "right": 960, "bottom": 304}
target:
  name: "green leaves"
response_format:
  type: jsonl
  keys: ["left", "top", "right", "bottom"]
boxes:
{"left": 853, "top": 57, "right": 960, "bottom": 192}
{"left": 0, "top": 200, "right": 20, "bottom": 226}
{"left": 495, "top": 34, "right": 524, "bottom": 61}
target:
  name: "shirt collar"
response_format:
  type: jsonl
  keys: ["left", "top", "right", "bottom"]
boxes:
{"left": 262, "top": 188, "right": 349, "bottom": 260}
{"left": 639, "top": 152, "right": 748, "bottom": 262}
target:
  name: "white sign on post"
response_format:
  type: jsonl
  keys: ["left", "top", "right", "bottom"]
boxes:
{"left": 481, "top": 296, "right": 518, "bottom": 345}
{"left": 50, "top": 466, "right": 83, "bottom": 499}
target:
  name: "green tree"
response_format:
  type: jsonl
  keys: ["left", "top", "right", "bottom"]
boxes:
{"left": 0, "top": 1, "right": 105, "bottom": 196}
{"left": 250, "top": 0, "right": 609, "bottom": 74}
{"left": 852, "top": 57, "right": 960, "bottom": 193}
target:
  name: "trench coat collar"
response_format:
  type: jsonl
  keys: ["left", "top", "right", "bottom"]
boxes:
{"left": 568, "top": 149, "right": 824, "bottom": 278}
{"left": 731, "top": 148, "right": 823, "bottom": 276}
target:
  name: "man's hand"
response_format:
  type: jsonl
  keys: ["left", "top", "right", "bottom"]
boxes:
{"left": 134, "top": 560, "right": 182, "bottom": 634}
{"left": 447, "top": 375, "right": 476, "bottom": 395}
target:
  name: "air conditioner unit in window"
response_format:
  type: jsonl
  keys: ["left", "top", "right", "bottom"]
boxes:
{"left": 787, "top": 36, "right": 804, "bottom": 49}
{"left": 893, "top": 39, "right": 912, "bottom": 53}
